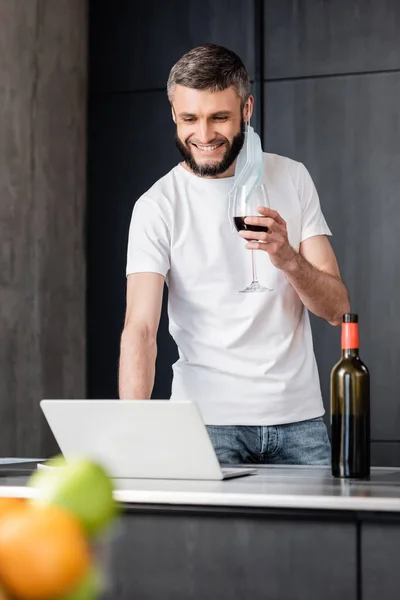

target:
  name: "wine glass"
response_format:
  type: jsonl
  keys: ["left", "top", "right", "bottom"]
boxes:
{"left": 232, "top": 184, "right": 273, "bottom": 293}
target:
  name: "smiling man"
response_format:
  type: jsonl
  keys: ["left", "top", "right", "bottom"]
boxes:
{"left": 173, "top": 85, "right": 246, "bottom": 178}
{"left": 119, "top": 44, "right": 350, "bottom": 465}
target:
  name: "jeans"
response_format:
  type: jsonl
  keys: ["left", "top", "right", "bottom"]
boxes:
{"left": 206, "top": 416, "right": 331, "bottom": 466}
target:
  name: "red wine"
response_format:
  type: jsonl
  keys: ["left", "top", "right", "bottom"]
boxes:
{"left": 234, "top": 216, "right": 268, "bottom": 234}
{"left": 331, "top": 314, "right": 370, "bottom": 479}
{"left": 331, "top": 414, "right": 370, "bottom": 479}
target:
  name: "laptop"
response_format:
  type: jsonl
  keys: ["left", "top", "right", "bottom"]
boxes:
{"left": 40, "top": 400, "right": 256, "bottom": 480}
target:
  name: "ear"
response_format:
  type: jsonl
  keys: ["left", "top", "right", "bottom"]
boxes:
{"left": 171, "top": 106, "right": 177, "bottom": 124}
{"left": 243, "top": 95, "right": 254, "bottom": 123}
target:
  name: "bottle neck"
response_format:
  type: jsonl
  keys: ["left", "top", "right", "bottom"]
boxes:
{"left": 342, "top": 348, "right": 359, "bottom": 358}
{"left": 341, "top": 322, "right": 359, "bottom": 357}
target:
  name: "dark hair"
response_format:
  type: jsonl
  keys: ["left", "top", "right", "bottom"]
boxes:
{"left": 167, "top": 44, "right": 251, "bottom": 107}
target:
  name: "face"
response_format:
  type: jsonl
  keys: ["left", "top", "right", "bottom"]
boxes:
{"left": 171, "top": 86, "right": 253, "bottom": 178}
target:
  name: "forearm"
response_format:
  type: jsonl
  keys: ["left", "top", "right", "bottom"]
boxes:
{"left": 118, "top": 327, "right": 157, "bottom": 399}
{"left": 283, "top": 252, "right": 350, "bottom": 326}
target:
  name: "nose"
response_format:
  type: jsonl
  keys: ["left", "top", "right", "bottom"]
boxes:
{"left": 196, "top": 119, "right": 214, "bottom": 144}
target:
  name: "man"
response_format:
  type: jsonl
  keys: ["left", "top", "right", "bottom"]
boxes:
{"left": 119, "top": 44, "right": 350, "bottom": 465}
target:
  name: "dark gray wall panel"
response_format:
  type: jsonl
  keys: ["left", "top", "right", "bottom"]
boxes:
{"left": 90, "top": 0, "right": 256, "bottom": 93}
{"left": 109, "top": 513, "right": 356, "bottom": 599}
{"left": 362, "top": 522, "right": 400, "bottom": 599}
{"left": 263, "top": 73, "right": 400, "bottom": 440}
{"left": 250, "top": 81, "right": 263, "bottom": 136}
{"left": 371, "top": 442, "right": 400, "bottom": 467}
{"left": 87, "top": 92, "right": 179, "bottom": 399}
{"left": 264, "top": 0, "right": 400, "bottom": 79}
{"left": 0, "top": 0, "right": 87, "bottom": 457}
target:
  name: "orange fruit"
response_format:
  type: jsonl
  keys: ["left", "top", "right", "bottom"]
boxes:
{"left": 0, "top": 498, "right": 26, "bottom": 521}
{"left": 0, "top": 581, "right": 10, "bottom": 600}
{"left": 57, "top": 565, "right": 101, "bottom": 600}
{"left": 0, "top": 503, "right": 91, "bottom": 600}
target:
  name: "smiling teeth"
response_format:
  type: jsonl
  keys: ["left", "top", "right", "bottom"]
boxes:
{"left": 196, "top": 144, "right": 220, "bottom": 151}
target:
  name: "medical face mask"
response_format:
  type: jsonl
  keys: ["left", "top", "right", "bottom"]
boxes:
{"left": 228, "top": 117, "right": 264, "bottom": 230}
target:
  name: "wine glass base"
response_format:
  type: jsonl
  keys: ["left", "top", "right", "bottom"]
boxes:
{"left": 239, "top": 281, "right": 273, "bottom": 293}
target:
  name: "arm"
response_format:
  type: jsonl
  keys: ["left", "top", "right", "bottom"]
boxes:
{"left": 284, "top": 235, "right": 349, "bottom": 326}
{"left": 240, "top": 210, "right": 350, "bottom": 326}
{"left": 118, "top": 272, "right": 164, "bottom": 399}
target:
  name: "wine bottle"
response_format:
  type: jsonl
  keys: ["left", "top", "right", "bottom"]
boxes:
{"left": 331, "top": 313, "right": 370, "bottom": 479}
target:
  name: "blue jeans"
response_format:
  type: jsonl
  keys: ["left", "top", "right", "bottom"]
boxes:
{"left": 206, "top": 417, "right": 331, "bottom": 465}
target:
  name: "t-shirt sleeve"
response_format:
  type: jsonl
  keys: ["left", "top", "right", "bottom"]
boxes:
{"left": 126, "top": 196, "right": 171, "bottom": 277}
{"left": 298, "top": 162, "right": 332, "bottom": 243}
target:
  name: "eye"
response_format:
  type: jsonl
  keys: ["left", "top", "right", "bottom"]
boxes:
{"left": 213, "top": 116, "right": 228, "bottom": 121}
{"left": 183, "top": 117, "right": 196, "bottom": 123}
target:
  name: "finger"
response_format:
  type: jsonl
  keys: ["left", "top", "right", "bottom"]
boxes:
{"left": 245, "top": 240, "right": 283, "bottom": 254}
{"left": 244, "top": 216, "right": 276, "bottom": 230}
{"left": 239, "top": 230, "right": 269, "bottom": 242}
{"left": 257, "top": 207, "right": 286, "bottom": 226}
{"left": 240, "top": 226, "right": 286, "bottom": 243}
{"left": 245, "top": 241, "right": 268, "bottom": 251}
{"left": 244, "top": 231, "right": 287, "bottom": 248}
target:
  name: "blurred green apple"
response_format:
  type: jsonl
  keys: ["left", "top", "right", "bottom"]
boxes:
{"left": 29, "top": 456, "right": 118, "bottom": 538}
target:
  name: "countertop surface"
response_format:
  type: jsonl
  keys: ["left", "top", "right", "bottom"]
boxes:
{"left": 2, "top": 462, "right": 400, "bottom": 512}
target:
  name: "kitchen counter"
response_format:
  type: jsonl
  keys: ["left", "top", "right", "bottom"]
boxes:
{"left": 2, "top": 464, "right": 400, "bottom": 512}
{"left": 1, "top": 461, "right": 400, "bottom": 600}
{"left": 102, "top": 464, "right": 400, "bottom": 512}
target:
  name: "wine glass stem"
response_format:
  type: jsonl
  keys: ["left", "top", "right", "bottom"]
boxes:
{"left": 251, "top": 250, "right": 258, "bottom": 283}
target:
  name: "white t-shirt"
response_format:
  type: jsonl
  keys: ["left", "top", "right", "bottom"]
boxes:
{"left": 126, "top": 153, "right": 332, "bottom": 425}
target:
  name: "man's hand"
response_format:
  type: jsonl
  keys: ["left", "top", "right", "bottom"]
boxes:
{"left": 238, "top": 206, "right": 350, "bottom": 325}
{"left": 238, "top": 207, "right": 296, "bottom": 270}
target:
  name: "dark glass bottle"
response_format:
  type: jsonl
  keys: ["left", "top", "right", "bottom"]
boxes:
{"left": 331, "top": 314, "right": 370, "bottom": 479}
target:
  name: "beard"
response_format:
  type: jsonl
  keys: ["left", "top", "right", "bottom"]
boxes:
{"left": 175, "top": 124, "right": 245, "bottom": 177}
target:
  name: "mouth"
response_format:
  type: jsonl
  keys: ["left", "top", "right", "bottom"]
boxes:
{"left": 190, "top": 141, "right": 225, "bottom": 153}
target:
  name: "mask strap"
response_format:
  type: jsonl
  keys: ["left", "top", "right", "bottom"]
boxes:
{"left": 228, "top": 98, "right": 252, "bottom": 233}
